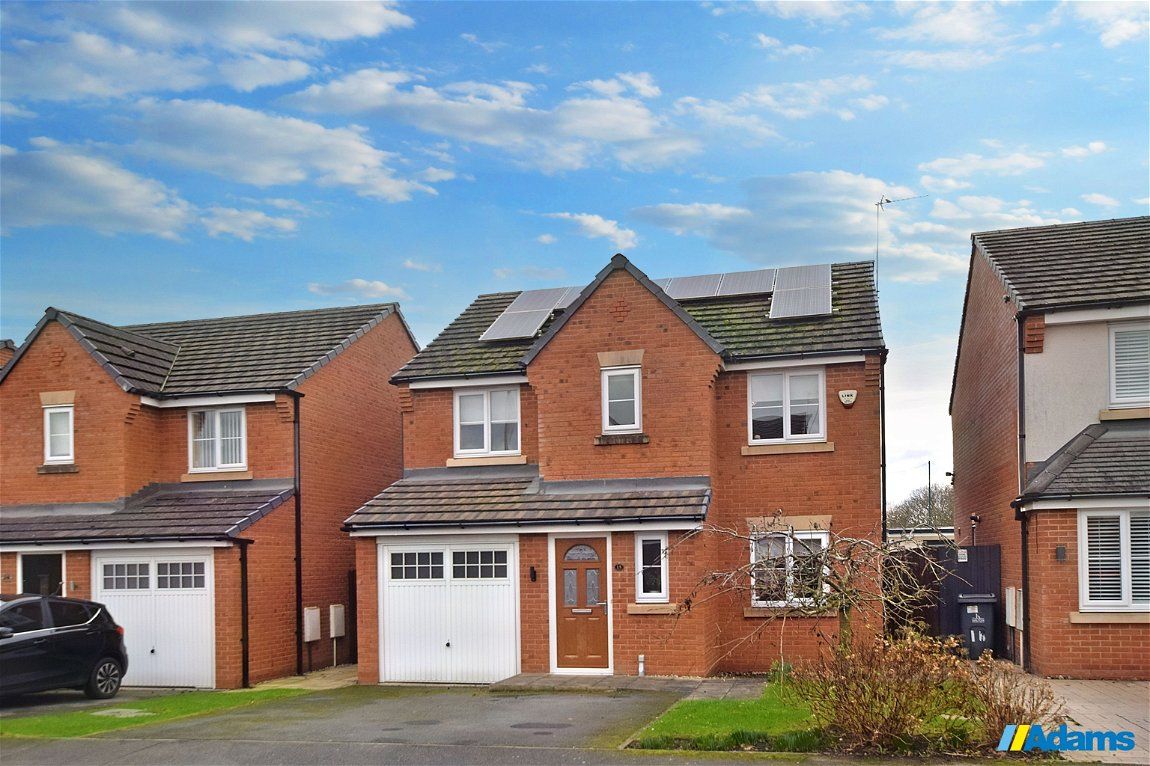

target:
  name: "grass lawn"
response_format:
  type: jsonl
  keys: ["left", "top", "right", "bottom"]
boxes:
{"left": 0, "top": 688, "right": 308, "bottom": 739}
{"left": 631, "top": 682, "right": 825, "bottom": 752}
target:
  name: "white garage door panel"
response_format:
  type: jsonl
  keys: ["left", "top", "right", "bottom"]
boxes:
{"left": 93, "top": 550, "right": 215, "bottom": 688}
{"left": 380, "top": 540, "right": 519, "bottom": 684}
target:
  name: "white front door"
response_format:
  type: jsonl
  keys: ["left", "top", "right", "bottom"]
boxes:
{"left": 379, "top": 538, "right": 519, "bottom": 683}
{"left": 92, "top": 549, "right": 215, "bottom": 688}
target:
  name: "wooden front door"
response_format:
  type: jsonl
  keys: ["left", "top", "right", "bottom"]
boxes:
{"left": 555, "top": 537, "right": 609, "bottom": 669}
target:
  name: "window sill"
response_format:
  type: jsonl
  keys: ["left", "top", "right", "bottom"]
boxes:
{"left": 1069, "top": 611, "right": 1150, "bottom": 624}
{"left": 38, "top": 463, "right": 78, "bottom": 474}
{"left": 181, "top": 470, "right": 254, "bottom": 482}
{"left": 744, "top": 606, "right": 831, "bottom": 618}
{"left": 627, "top": 602, "right": 677, "bottom": 615}
{"left": 1099, "top": 407, "right": 1150, "bottom": 421}
{"left": 594, "top": 433, "right": 649, "bottom": 446}
{"left": 742, "top": 441, "right": 834, "bottom": 456}
{"left": 445, "top": 454, "right": 527, "bottom": 467}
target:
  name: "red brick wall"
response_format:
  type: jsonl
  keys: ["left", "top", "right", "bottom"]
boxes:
{"left": 355, "top": 537, "right": 379, "bottom": 684}
{"left": 297, "top": 312, "right": 415, "bottom": 669}
{"left": 518, "top": 534, "right": 550, "bottom": 673}
{"left": 528, "top": 269, "right": 723, "bottom": 481}
{"left": 243, "top": 506, "right": 299, "bottom": 685}
{"left": 1, "top": 321, "right": 136, "bottom": 504}
{"left": 214, "top": 545, "right": 243, "bottom": 689}
{"left": 402, "top": 385, "right": 540, "bottom": 469}
{"left": 0, "top": 345, "right": 15, "bottom": 366}
{"left": 1025, "top": 509, "right": 1149, "bottom": 680}
{"left": 0, "top": 552, "right": 17, "bottom": 591}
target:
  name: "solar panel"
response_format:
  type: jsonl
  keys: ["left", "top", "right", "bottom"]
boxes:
{"left": 770, "top": 264, "right": 832, "bottom": 319}
{"left": 717, "top": 269, "right": 776, "bottom": 296}
{"left": 652, "top": 278, "right": 673, "bottom": 292}
{"left": 665, "top": 273, "right": 724, "bottom": 300}
{"left": 504, "top": 287, "right": 572, "bottom": 312}
{"left": 479, "top": 308, "right": 554, "bottom": 341}
{"left": 555, "top": 286, "right": 580, "bottom": 310}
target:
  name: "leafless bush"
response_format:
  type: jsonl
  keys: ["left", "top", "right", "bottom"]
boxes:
{"left": 963, "top": 655, "right": 1065, "bottom": 747}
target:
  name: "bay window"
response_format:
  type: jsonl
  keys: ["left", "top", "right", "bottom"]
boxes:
{"left": 188, "top": 408, "right": 246, "bottom": 472}
{"left": 453, "top": 387, "right": 520, "bottom": 456}
{"left": 748, "top": 369, "right": 825, "bottom": 443}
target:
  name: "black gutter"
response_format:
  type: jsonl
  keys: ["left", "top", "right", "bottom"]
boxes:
{"left": 1014, "top": 312, "right": 1032, "bottom": 672}
{"left": 880, "top": 349, "right": 889, "bottom": 543}
{"left": 1012, "top": 491, "right": 1150, "bottom": 507}
{"left": 344, "top": 515, "right": 707, "bottom": 533}
{"left": 291, "top": 392, "right": 304, "bottom": 677}
{"left": 238, "top": 538, "right": 251, "bottom": 689}
{"left": 725, "top": 347, "right": 888, "bottom": 366}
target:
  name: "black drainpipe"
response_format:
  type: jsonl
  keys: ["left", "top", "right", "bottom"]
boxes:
{"left": 291, "top": 392, "right": 304, "bottom": 677}
{"left": 880, "top": 349, "right": 889, "bottom": 544}
{"left": 238, "top": 538, "right": 251, "bottom": 688}
{"left": 1015, "top": 313, "right": 1032, "bottom": 671}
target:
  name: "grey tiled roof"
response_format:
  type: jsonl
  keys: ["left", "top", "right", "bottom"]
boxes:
{"left": 974, "top": 216, "right": 1150, "bottom": 311}
{"left": 1021, "top": 420, "right": 1150, "bottom": 500}
{"left": 392, "top": 259, "right": 883, "bottom": 382}
{"left": 345, "top": 467, "right": 710, "bottom": 529}
{"left": 0, "top": 481, "right": 294, "bottom": 544}
{"left": 1, "top": 303, "right": 410, "bottom": 396}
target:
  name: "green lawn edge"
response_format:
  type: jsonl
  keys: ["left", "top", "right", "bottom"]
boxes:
{"left": 0, "top": 688, "right": 309, "bottom": 739}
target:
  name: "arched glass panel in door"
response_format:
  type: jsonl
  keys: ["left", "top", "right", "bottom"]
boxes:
{"left": 563, "top": 544, "right": 599, "bottom": 561}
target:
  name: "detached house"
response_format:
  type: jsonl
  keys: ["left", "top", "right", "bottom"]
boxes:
{"left": 345, "top": 254, "right": 886, "bottom": 684}
{"left": 0, "top": 304, "right": 417, "bottom": 688}
{"left": 951, "top": 216, "right": 1149, "bottom": 680}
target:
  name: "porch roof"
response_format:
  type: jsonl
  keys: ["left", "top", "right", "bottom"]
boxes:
{"left": 1020, "top": 419, "right": 1150, "bottom": 501}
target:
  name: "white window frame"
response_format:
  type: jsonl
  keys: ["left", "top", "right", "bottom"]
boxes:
{"left": 747, "top": 368, "right": 826, "bottom": 445}
{"left": 42, "top": 405, "right": 74, "bottom": 465}
{"left": 750, "top": 529, "right": 830, "bottom": 608}
{"left": 634, "top": 531, "right": 669, "bottom": 603}
{"left": 601, "top": 366, "right": 643, "bottom": 434}
{"left": 1109, "top": 322, "right": 1150, "bottom": 407}
{"left": 186, "top": 407, "right": 247, "bottom": 473}
{"left": 1077, "top": 509, "right": 1149, "bottom": 612}
{"left": 452, "top": 387, "right": 521, "bottom": 457}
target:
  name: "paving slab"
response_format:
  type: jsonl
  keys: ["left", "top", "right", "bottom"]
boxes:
{"left": 1050, "top": 679, "right": 1149, "bottom": 765}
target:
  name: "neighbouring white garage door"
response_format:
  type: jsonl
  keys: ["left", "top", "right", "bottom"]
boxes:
{"left": 379, "top": 538, "right": 519, "bottom": 683}
{"left": 92, "top": 549, "right": 215, "bottom": 688}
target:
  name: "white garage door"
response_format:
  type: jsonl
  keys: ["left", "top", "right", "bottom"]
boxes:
{"left": 92, "top": 549, "right": 215, "bottom": 688}
{"left": 380, "top": 538, "right": 518, "bottom": 683}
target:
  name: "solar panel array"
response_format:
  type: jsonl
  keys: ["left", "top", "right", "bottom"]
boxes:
{"left": 769, "top": 264, "right": 833, "bottom": 319}
{"left": 653, "top": 268, "right": 776, "bottom": 300}
{"left": 478, "top": 286, "right": 580, "bottom": 341}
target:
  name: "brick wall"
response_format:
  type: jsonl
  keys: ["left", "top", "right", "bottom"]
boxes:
{"left": 402, "top": 384, "right": 540, "bottom": 469}
{"left": 1025, "top": 508, "right": 1149, "bottom": 680}
{"left": 0, "top": 345, "right": 15, "bottom": 366}
{"left": 355, "top": 537, "right": 379, "bottom": 684}
{"left": 297, "top": 311, "right": 415, "bottom": 669}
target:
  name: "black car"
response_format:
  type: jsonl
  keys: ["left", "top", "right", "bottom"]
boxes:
{"left": 0, "top": 594, "right": 129, "bottom": 699}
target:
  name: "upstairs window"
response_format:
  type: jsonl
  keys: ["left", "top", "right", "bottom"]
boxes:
{"left": 188, "top": 408, "right": 246, "bottom": 472}
{"left": 1079, "top": 509, "right": 1149, "bottom": 612}
{"left": 43, "top": 405, "right": 74, "bottom": 464}
{"left": 1110, "top": 323, "right": 1149, "bottom": 407}
{"left": 748, "top": 369, "right": 825, "bottom": 444}
{"left": 601, "top": 367, "right": 642, "bottom": 433}
{"left": 453, "top": 388, "right": 520, "bottom": 456}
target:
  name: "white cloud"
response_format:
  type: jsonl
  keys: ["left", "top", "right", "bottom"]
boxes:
{"left": 307, "top": 278, "right": 409, "bottom": 300}
{"left": 201, "top": 206, "right": 296, "bottom": 241}
{"left": 493, "top": 265, "right": 568, "bottom": 281}
{"left": 460, "top": 33, "right": 506, "bottom": 53}
{"left": 673, "top": 97, "right": 780, "bottom": 142}
{"left": 571, "top": 72, "right": 661, "bottom": 99}
{"left": 627, "top": 202, "right": 752, "bottom": 236}
{"left": 751, "top": 1, "right": 869, "bottom": 25}
{"left": 1061, "top": 140, "right": 1108, "bottom": 158}
{"left": 1135, "top": 197, "right": 1150, "bottom": 207}
{"left": 882, "top": 49, "right": 1001, "bottom": 71}
{"left": 918, "top": 150, "right": 1048, "bottom": 179}
{"left": 740, "top": 75, "right": 886, "bottom": 121}
{"left": 919, "top": 175, "right": 973, "bottom": 193}
{"left": 0, "top": 102, "right": 36, "bottom": 119}
{"left": 287, "top": 68, "right": 697, "bottom": 172}
{"left": 1066, "top": 1, "right": 1149, "bottom": 48}
{"left": 0, "top": 139, "right": 193, "bottom": 239}
{"left": 403, "top": 258, "right": 441, "bottom": 272}
{"left": 544, "top": 212, "right": 638, "bottom": 250}
{"left": 1080, "top": 192, "right": 1120, "bottom": 207}
{"left": 881, "top": 3, "right": 1005, "bottom": 45}
{"left": 216, "top": 54, "right": 312, "bottom": 92}
{"left": 127, "top": 99, "right": 435, "bottom": 202}
{"left": 755, "top": 34, "right": 819, "bottom": 58}
{"left": 524, "top": 63, "right": 552, "bottom": 75}
{"left": 536, "top": 234, "right": 557, "bottom": 245}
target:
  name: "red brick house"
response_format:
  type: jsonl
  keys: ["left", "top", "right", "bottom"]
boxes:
{"left": 345, "top": 254, "right": 886, "bottom": 683}
{"left": 951, "top": 216, "right": 1149, "bottom": 680}
{"left": 0, "top": 304, "right": 417, "bottom": 688}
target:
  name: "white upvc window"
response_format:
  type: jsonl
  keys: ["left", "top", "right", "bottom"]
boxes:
{"left": 1109, "top": 323, "right": 1149, "bottom": 407}
{"left": 635, "top": 531, "right": 669, "bottom": 603}
{"left": 1078, "top": 509, "right": 1149, "bottom": 612}
{"left": 747, "top": 368, "right": 825, "bottom": 444}
{"left": 188, "top": 408, "right": 247, "bottom": 472}
{"left": 42, "top": 405, "right": 74, "bottom": 464}
{"left": 751, "top": 529, "right": 829, "bottom": 607}
{"left": 453, "top": 387, "right": 520, "bottom": 456}
{"left": 601, "top": 366, "right": 642, "bottom": 433}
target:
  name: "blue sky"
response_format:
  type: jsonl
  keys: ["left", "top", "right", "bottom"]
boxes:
{"left": 2, "top": 1, "right": 1147, "bottom": 502}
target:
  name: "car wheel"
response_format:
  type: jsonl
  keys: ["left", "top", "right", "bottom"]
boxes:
{"left": 84, "top": 658, "right": 123, "bottom": 699}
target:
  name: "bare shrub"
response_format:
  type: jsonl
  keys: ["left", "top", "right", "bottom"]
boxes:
{"left": 963, "top": 656, "right": 1065, "bottom": 748}
{"left": 789, "top": 632, "right": 971, "bottom": 752}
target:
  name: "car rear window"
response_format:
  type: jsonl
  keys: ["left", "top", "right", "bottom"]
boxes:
{"left": 0, "top": 601, "right": 45, "bottom": 633}
{"left": 48, "top": 600, "right": 92, "bottom": 627}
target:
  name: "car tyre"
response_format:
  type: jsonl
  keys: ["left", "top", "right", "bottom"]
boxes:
{"left": 84, "top": 657, "right": 123, "bottom": 699}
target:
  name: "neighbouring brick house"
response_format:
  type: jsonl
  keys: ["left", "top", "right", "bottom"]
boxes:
{"left": 0, "top": 340, "right": 16, "bottom": 366}
{"left": 0, "top": 304, "right": 417, "bottom": 688}
{"left": 951, "top": 216, "right": 1149, "bottom": 680}
{"left": 345, "top": 254, "right": 886, "bottom": 683}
